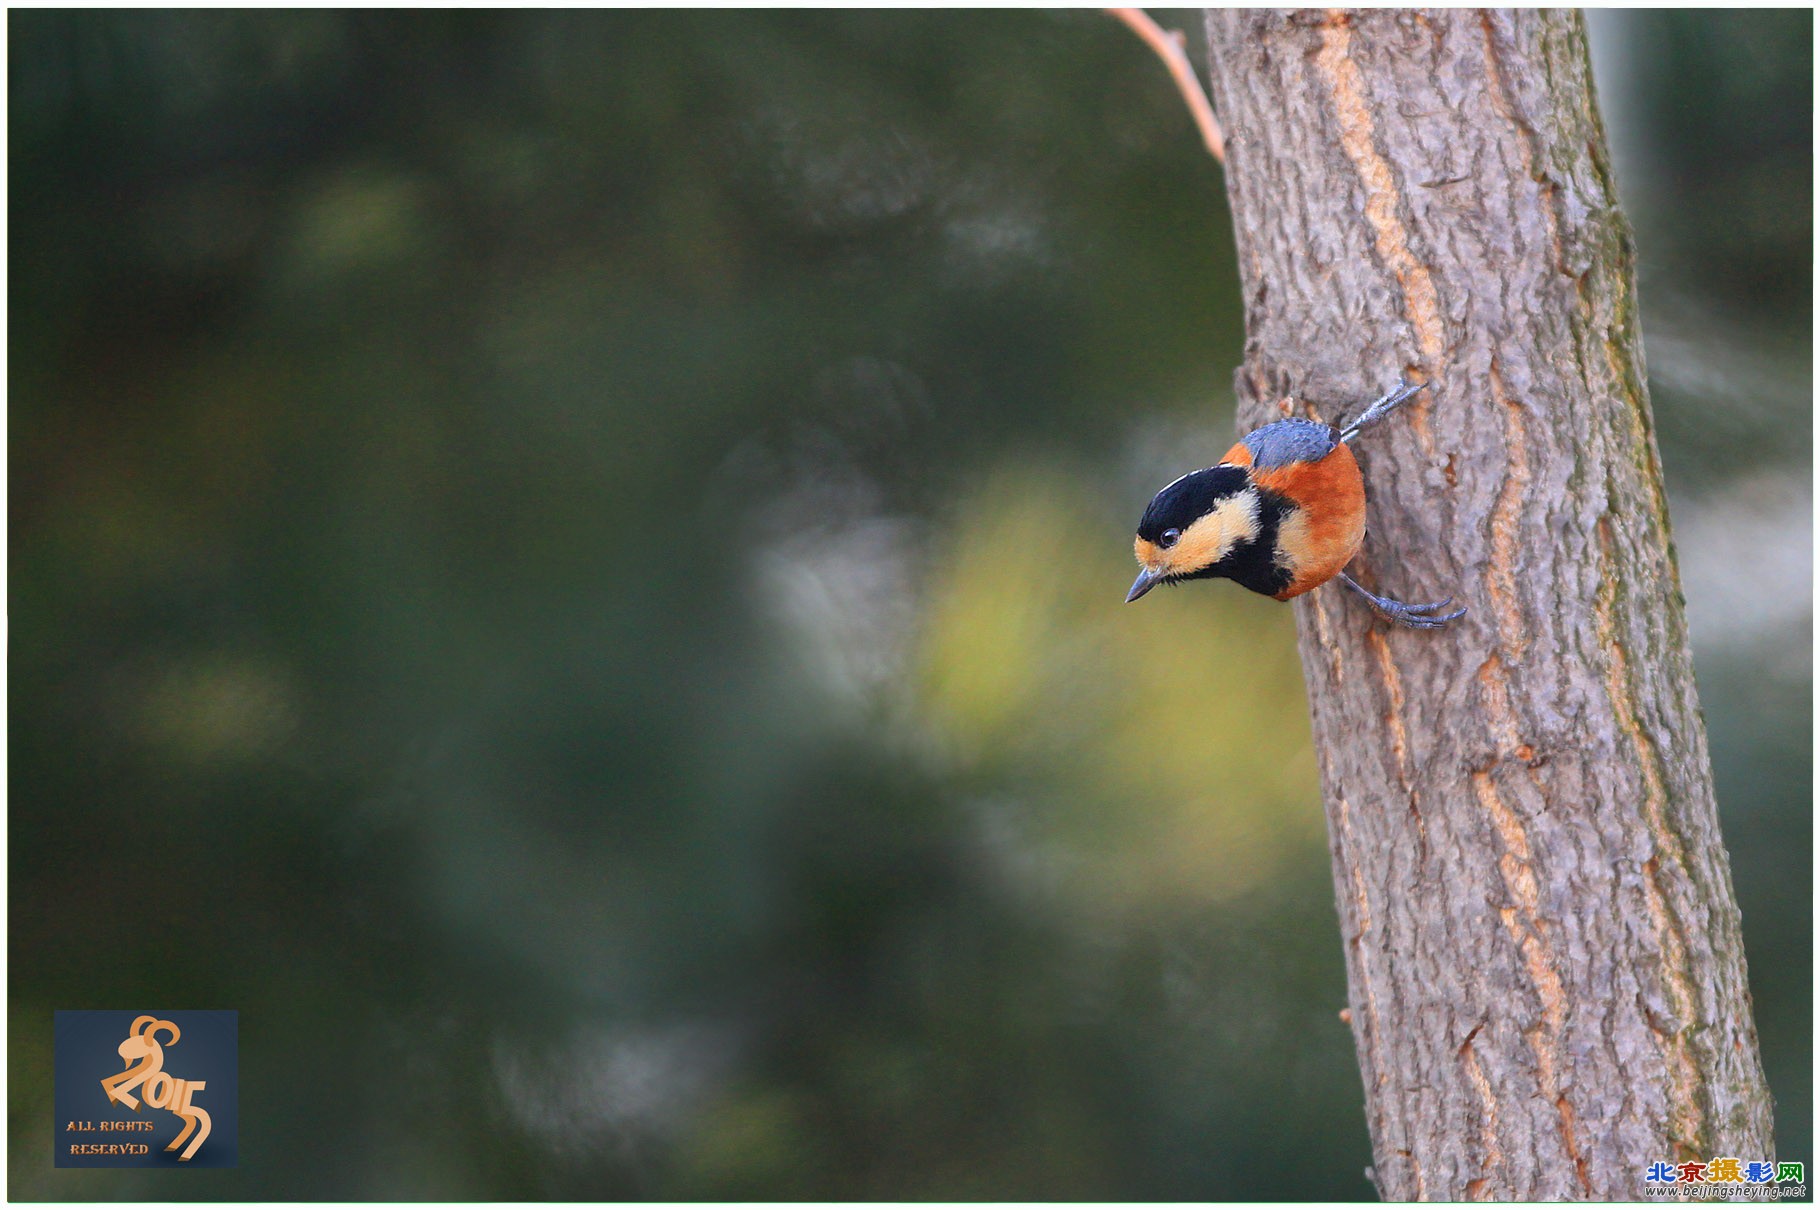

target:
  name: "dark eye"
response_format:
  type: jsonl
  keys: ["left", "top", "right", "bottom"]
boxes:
{"left": 1158, "top": 528, "right": 1181, "bottom": 549}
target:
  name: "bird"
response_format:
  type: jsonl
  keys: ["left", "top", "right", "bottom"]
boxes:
{"left": 1125, "top": 379, "right": 1466, "bottom": 629}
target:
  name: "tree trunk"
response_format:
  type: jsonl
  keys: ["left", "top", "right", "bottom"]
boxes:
{"left": 1200, "top": 9, "right": 1772, "bottom": 1200}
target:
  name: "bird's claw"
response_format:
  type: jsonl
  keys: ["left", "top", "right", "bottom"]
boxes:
{"left": 1370, "top": 597, "right": 1468, "bottom": 629}
{"left": 1339, "top": 378, "right": 1429, "bottom": 443}
{"left": 1335, "top": 572, "right": 1467, "bottom": 629}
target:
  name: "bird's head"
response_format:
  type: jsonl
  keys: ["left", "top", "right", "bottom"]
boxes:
{"left": 1126, "top": 465, "right": 1260, "bottom": 602}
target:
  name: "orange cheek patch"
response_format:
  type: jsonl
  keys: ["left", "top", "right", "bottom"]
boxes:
{"left": 1167, "top": 491, "right": 1261, "bottom": 574}
{"left": 1133, "top": 536, "right": 1160, "bottom": 567}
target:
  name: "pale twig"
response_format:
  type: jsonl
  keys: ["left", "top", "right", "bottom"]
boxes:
{"left": 1107, "top": 8, "right": 1225, "bottom": 164}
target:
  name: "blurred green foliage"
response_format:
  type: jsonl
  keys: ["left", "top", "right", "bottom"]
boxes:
{"left": 10, "top": 9, "right": 1810, "bottom": 1198}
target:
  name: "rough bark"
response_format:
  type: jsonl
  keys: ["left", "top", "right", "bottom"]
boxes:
{"left": 1200, "top": 9, "right": 1772, "bottom": 1200}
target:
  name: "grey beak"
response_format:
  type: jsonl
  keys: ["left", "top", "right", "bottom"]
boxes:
{"left": 1126, "top": 568, "right": 1161, "bottom": 603}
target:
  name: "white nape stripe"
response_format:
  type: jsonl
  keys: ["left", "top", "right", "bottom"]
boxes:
{"left": 1157, "top": 466, "right": 1218, "bottom": 496}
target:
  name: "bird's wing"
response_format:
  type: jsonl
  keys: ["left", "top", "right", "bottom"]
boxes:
{"left": 1229, "top": 418, "right": 1342, "bottom": 469}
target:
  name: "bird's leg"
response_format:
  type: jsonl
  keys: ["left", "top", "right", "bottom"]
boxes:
{"left": 1339, "top": 379, "right": 1428, "bottom": 443}
{"left": 1335, "top": 570, "right": 1467, "bottom": 629}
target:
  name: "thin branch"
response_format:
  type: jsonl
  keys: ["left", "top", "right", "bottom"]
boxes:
{"left": 1107, "top": 8, "right": 1225, "bottom": 164}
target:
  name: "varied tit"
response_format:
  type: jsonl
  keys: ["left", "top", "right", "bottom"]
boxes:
{"left": 1126, "top": 380, "right": 1466, "bottom": 629}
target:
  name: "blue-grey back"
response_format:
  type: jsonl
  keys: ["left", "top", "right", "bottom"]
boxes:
{"left": 1239, "top": 418, "right": 1340, "bottom": 469}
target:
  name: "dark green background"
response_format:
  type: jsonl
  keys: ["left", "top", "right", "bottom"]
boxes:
{"left": 10, "top": 10, "right": 1810, "bottom": 1199}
